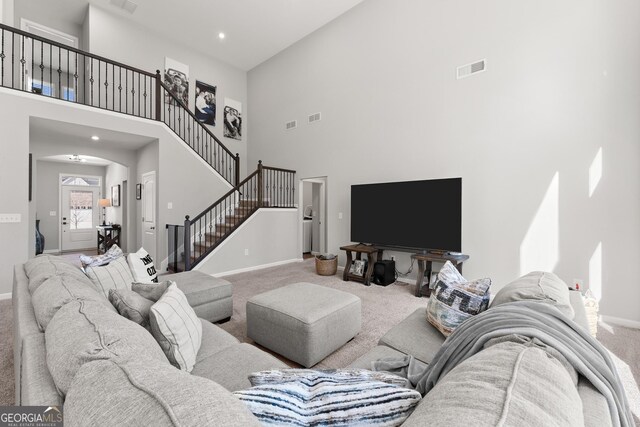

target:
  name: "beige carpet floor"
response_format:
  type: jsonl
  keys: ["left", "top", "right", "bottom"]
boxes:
{"left": 217, "top": 259, "right": 425, "bottom": 369}
{"left": 0, "top": 258, "right": 638, "bottom": 422}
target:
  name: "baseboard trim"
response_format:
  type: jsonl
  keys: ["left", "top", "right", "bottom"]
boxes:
{"left": 212, "top": 258, "right": 303, "bottom": 278}
{"left": 0, "top": 292, "right": 12, "bottom": 301}
{"left": 600, "top": 315, "right": 640, "bottom": 330}
{"left": 43, "top": 249, "right": 60, "bottom": 254}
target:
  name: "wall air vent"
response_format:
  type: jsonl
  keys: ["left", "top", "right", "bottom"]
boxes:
{"left": 285, "top": 120, "right": 297, "bottom": 130}
{"left": 109, "top": 0, "right": 138, "bottom": 14}
{"left": 457, "top": 59, "right": 486, "bottom": 80}
{"left": 308, "top": 112, "right": 322, "bottom": 124}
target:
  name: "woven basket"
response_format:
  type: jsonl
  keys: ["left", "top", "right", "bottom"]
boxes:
{"left": 315, "top": 257, "right": 338, "bottom": 276}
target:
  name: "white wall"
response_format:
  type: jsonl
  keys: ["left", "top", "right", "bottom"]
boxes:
{"left": 35, "top": 160, "right": 106, "bottom": 252}
{"left": 248, "top": 0, "right": 640, "bottom": 323}
{"left": 86, "top": 5, "right": 249, "bottom": 177}
{"left": 13, "top": 2, "right": 83, "bottom": 49}
{"left": 1, "top": 0, "right": 14, "bottom": 26}
{"left": 104, "top": 162, "right": 128, "bottom": 226}
{"left": 195, "top": 209, "right": 299, "bottom": 276}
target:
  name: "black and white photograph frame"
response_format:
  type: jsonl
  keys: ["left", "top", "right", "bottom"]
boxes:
{"left": 111, "top": 185, "right": 121, "bottom": 207}
{"left": 164, "top": 57, "right": 189, "bottom": 106}
{"left": 195, "top": 80, "right": 217, "bottom": 126}
{"left": 349, "top": 259, "right": 366, "bottom": 276}
{"left": 136, "top": 183, "right": 142, "bottom": 200}
{"left": 224, "top": 98, "right": 242, "bottom": 140}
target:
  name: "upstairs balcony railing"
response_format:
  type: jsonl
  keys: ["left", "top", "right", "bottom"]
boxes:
{"left": 0, "top": 23, "right": 238, "bottom": 185}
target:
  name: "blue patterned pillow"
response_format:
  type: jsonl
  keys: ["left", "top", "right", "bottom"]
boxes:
{"left": 235, "top": 369, "right": 421, "bottom": 426}
{"left": 426, "top": 261, "right": 491, "bottom": 336}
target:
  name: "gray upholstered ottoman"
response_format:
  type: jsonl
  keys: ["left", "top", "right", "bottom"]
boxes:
{"left": 161, "top": 270, "right": 232, "bottom": 323}
{"left": 246, "top": 282, "right": 361, "bottom": 367}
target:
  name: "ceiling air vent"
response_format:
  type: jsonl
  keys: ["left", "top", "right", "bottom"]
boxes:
{"left": 109, "top": 0, "right": 138, "bottom": 14}
{"left": 457, "top": 59, "right": 486, "bottom": 80}
{"left": 308, "top": 112, "right": 321, "bottom": 124}
{"left": 285, "top": 120, "right": 297, "bottom": 130}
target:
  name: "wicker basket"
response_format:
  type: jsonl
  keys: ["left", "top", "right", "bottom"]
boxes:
{"left": 315, "top": 257, "right": 338, "bottom": 276}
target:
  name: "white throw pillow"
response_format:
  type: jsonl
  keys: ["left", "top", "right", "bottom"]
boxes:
{"left": 84, "top": 256, "right": 134, "bottom": 299}
{"left": 149, "top": 284, "right": 202, "bottom": 372}
{"left": 127, "top": 247, "right": 158, "bottom": 283}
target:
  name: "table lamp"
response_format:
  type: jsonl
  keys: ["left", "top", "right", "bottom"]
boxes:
{"left": 98, "top": 198, "right": 111, "bottom": 225}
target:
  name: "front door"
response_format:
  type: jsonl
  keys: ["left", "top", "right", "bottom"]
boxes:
{"left": 61, "top": 185, "right": 100, "bottom": 251}
{"left": 142, "top": 171, "right": 157, "bottom": 260}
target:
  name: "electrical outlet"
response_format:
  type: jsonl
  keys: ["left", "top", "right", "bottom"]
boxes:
{"left": 244, "top": 249, "right": 249, "bottom": 256}
{"left": 49, "top": 211, "right": 56, "bottom": 216}
{"left": 338, "top": 212, "right": 343, "bottom": 220}
{"left": 167, "top": 202, "right": 173, "bottom": 209}
{"left": 572, "top": 278, "right": 584, "bottom": 290}
{"left": 0, "top": 213, "right": 21, "bottom": 223}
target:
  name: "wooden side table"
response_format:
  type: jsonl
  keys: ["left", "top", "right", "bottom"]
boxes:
{"left": 412, "top": 252, "right": 469, "bottom": 297}
{"left": 97, "top": 224, "right": 121, "bottom": 254}
{"left": 340, "top": 244, "right": 383, "bottom": 286}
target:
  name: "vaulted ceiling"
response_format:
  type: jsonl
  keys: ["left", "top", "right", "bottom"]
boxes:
{"left": 20, "top": 0, "right": 365, "bottom": 70}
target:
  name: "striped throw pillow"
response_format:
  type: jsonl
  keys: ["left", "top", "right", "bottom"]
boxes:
{"left": 84, "top": 256, "right": 134, "bottom": 299}
{"left": 234, "top": 369, "right": 422, "bottom": 426}
{"left": 149, "top": 284, "right": 202, "bottom": 372}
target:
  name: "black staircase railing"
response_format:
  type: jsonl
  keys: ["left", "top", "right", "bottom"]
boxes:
{"left": 0, "top": 23, "right": 238, "bottom": 185}
{"left": 156, "top": 75, "right": 239, "bottom": 185}
{"left": 167, "top": 161, "right": 296, "bottom": 272}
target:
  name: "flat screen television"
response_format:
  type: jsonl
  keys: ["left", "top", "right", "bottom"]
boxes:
{"left": 350, "top": 178, "right": 462, "bottom": 252}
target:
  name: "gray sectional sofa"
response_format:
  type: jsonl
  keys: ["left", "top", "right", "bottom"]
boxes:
{"left": 13, "top": 255, "right": 286, "bottom": 425}
{"left": 349, "top": 290, "right": 613, "bottom": 426}
{"left": 13, "top": 255, "right": 613, "bottom": 426}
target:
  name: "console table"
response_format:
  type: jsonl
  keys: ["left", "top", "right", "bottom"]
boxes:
{"left": 97, "top": 224, "right": 121, "bottom": 254}
{"left": 340, "top": 244, "right": 383, "bottom": 286}
{"left": 412, "top": 252, "right": 469, "bottom": 297}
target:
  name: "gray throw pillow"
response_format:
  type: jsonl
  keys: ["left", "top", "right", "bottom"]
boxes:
{"left": 132, "top": 280, "right": 172, "bottom": 302}
{"left": 148, "top": 283, "right": 202, "bottom": 372}
{"left": 84, "top": 257, "right": 134, "bottom": 299}
{"left": 108, "top": 289, "right": 154, "bottom": 328}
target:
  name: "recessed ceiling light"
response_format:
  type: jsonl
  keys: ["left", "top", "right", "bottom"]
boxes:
{"left": 91, "top": 135, "right": 100, "bottom": 141}
{"left": 218, "top": 32, "right": 226, "bottom": 40}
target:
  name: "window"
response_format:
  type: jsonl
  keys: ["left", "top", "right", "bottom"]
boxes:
{"left": 68, "top": 190, "right": 94, "bottom": 230}
{"left": 61, "top": 175, "right": 100, "bottom": 186}
{"left": 31, "top": 81, "right": 54, "bottom": 96}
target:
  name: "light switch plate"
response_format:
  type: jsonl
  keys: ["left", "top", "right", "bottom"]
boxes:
{"left": 167, "top": 202, "right": 173, "bottom": 209}
{"left": 49, "top": 211, "right": 56, "bottom": 216}
{"left": 0, "top": 213, "right": 21, "bottom": 223}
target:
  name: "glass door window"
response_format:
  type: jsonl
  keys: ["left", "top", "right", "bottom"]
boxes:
{"left": 68, "top": 190, "right": 94, "bottom": 230}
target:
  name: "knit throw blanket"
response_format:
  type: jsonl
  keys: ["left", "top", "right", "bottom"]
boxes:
{"left": 234, "top": 369, "right": 421, "bottom": 426}
{"left": 377, "top": 301, "right": 634, "bottom": 427}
